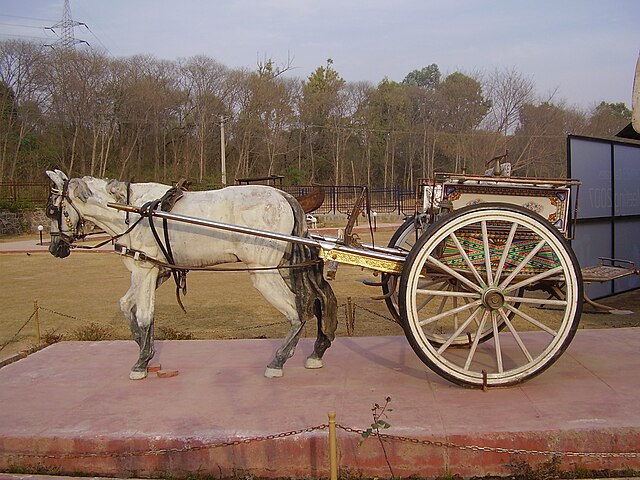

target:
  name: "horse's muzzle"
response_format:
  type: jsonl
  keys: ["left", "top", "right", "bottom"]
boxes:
{"left": 49, "top": 234, "right": 71, "bottom": 258}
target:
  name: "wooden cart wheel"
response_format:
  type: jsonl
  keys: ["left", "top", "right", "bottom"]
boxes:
{"left": 399, "top": 203, "right": 583, "bottom": 388}
{"left": 383, "top": 215, "right": 426, "bottom": 322}
{"left": 383, "top": 214, "right": 511, "bottom": 347}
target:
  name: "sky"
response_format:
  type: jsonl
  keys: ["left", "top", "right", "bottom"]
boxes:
{"left": 0, "top": 0, "right": 638, "bottom": 109}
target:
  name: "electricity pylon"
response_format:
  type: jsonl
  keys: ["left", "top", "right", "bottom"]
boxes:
{"left": 46, "top": 0, "right": 89, "bottom": 49}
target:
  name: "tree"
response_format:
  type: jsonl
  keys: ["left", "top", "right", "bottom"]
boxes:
{"left": 512, "top": 100, "right": 587, "bottom": 177}
{"left": 436, "top": 72, "right": 491, "bottom": 172}
{"left": 0, "top": 40, "right": 47, "bottom": 182}
{"left": 402, "top": 64, "right": 440, "bottom": 90}
{"left": 181, "top": 56, "right": 229, "bottom": 181}
{"left": 299, "top": 58, "right": 346, "bottom": 184}
{"left": 588, "top": 101, "right": 631, "bottom": 137}
{"left": 484, "top": 68, "right": 534, "bottom": 135}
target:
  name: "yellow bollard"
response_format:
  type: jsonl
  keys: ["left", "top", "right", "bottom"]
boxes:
{"left": 328, "top": 411, "right": 338, "bottom": 480}
{"left": 33, "top": 300, "right": 41, "bottom": 344}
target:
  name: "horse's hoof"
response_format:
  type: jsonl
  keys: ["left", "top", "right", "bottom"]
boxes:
{"left": 305, "top": 357, "right": 323, "bottom": 369}
{"left": 129, "top": 370, "right": 147, "bottom": 380}
{"left": 264, "top": 367, "right": 283, "bottom": 378}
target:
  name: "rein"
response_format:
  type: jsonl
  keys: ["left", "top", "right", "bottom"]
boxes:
{"left": 72, "top": 217, "right": 144, "bottom": 250}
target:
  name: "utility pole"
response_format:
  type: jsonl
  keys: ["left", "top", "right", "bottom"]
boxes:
{"left": 220, "top": 115, "right": 227, "bottom": 186}
{"left": 47, "top": 0, "right": 89, "bottom": 50}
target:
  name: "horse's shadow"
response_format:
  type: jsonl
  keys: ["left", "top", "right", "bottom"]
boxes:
{"left": 331, "top": 336, "right": 431, "bottom": 382}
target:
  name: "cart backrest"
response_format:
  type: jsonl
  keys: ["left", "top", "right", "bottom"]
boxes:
{"left": 441, "top": 181, "right": 571, "bottom": 234}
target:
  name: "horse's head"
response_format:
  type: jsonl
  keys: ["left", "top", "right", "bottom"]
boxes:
{"left": 45, "top": 169, "right": 91, "bottom": 258}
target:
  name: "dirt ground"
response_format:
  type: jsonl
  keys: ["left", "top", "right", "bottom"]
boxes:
{"left": 1, "top": 231, "right": 640, "bottom": 359}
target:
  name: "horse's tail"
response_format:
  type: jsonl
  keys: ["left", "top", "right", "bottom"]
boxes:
{"left": 278, "top": 191, "right": 338, "bottom": 341}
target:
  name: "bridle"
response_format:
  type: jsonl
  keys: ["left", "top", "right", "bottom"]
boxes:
{"left": 45, "top": 179, "right": 86, "bottom": 251}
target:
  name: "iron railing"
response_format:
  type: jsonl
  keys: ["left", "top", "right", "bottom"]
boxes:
{"left": 1, "top": 182, "right": 417, "bottom": 216}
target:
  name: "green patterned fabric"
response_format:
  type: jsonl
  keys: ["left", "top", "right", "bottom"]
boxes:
{"left": 439, "top": 229, "right": 559, "bottom": 276}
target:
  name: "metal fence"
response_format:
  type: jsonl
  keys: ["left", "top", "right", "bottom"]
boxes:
{"left": 0, "top": 183, "right": 49, "bottom": 207}
{"left": 282, "top": 185, "right": 417, "bottom": 216}
{"left": 0, "top": 182, "right": 417, "bottom": 216}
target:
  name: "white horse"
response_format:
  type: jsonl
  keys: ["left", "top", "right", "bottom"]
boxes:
{"left": 45, "top": 169, "right": 337, "bottom": 380}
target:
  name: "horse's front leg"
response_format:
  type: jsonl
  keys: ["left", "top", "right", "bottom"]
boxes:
{"left": 120, "top": 264, "right": 160, "bottom": 380}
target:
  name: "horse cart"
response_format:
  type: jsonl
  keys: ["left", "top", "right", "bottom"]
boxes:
{"left": 45, "top": 164, "right": 638, "bottom": 390}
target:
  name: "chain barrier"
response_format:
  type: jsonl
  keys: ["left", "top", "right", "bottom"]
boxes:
{"left": 37, "top": 305, "right": 86, "bottom": 323}
{"left": 336, "top": 424, "right": 640, "bottom": 459}
{"left": 5, "top": 424, "right": 329, "bottom": 460}
{"left": 1, "top": 298, "right": 397, "bottom": 352}
{"left": 0, "top": 310, "right": 36, "bottom": 354}
{"left": 4, "top": 422, "right": 639, "bottom": 461}
{"left": 354, "top": 303, "right": 397, "bottom": 324}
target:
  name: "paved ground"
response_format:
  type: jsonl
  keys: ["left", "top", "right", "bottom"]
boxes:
{"left": 1, "top": 330, "right": 640, "bottom": 478}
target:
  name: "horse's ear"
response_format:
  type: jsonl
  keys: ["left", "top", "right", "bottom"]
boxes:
{"left": 106, "top": 179, "right": 128, "bottom": 203}
{"left": 46, "top": 170, "right": 66, "bottom": 188}
{"left": 70, "top": 178, "right": 92, "bottom": 202}
{"left": 54, "top": 169, "right": 69, "bottom": 181}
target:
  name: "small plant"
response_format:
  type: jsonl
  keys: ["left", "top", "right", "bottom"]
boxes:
{"left": 508, "top": 456, "right": 561, "bottom": 480}
{"left": 72, "top": 322, "right": 114, "bottom": 341}
{"left": 362, "top": 396, "right": 393, "bottom": 439}
{"left": 41, "top": 328, "right": 64, "bottom": 345}
{"left": 157, "top": 325, "right": 194, "bottom": 340}
{"left": 360, "top": 396, "right": 394, "bottom": 479}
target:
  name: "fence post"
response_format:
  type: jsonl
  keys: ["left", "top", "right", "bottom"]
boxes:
{"left": 346, "top": 297, "right": 355, "bottom": 336}
{"left": 33, "top": 300, "right": 41, "bottom": 344}
{"left": 328, "top": 411, "right": 338, "bottom": 480}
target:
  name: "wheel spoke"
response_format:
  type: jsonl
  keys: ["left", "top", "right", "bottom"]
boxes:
{"left": 416, "top": 289, "right": 478, "bottom": 298}
{"left": 504, "top": 296, "right": 567, "bottom": 306}
{"left": 437, "top": 305, "right": 484, "bottom": 354}
{"left": 417, "top": 278, "right": 450, "bottom": 290}
{"left": 449, "top": 231, "right": 485, "bottom": 287}
{"left": 481, "top": 220, "right": 494, "bottom": 286}
{"left": 498, "top": 239, "right": 547, "bottom": 289}
{"left": 494, "top": 222, "right": 518, "bottom": 284}
{"left": 492, "top": 311, "right": 503, "bottom": 373}
{"left": 504, "top": 266, "right": 565, "bottom": 293}
{"left": 436, "top": 291, "right": 448, "bottom": 315}
{"left": 418, "top": 299, "right": 482, "bottom": 326}
{"left": 464, "top": 310, "right": 489, "bottom": 370}
{"left": 415, "top": 281, "right": 449, "bottom": 311}
{"left": 426, "top": 255, "right": 484, "bottom": 293}
{"left": 503, "top": 303, "right": 558, "bottom": 336}
{"left": 498, "top": 309, "right": 533, "bottom": 362}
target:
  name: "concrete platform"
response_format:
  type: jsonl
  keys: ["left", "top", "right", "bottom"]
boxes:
{"left": 1, "top": 330, "right": 640, "bottom": 478}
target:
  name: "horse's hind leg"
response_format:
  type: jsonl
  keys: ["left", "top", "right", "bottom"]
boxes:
{"left": 305, "top": 320, "right": 331, "bottom": 369}
{"left": 305, "top": 281, "right": 338, "bottom": 369}
{"left": 249, "top": 271, "right": 305, "bottom": 378}
{"left": 120, "top": 264, "right": 160, "bottom": 380}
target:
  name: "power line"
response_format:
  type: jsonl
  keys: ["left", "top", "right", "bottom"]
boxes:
{"left": 0, "top": 32, "right": 55, "bottom": 43}
{"left": 0, "top": 22, "right": 50, "bottom": 30}
{"left": 84, "top": 25, "right": 110, "bottom": 55}
{"left": 0, "top": 14, "right": 57, "bottom": 23}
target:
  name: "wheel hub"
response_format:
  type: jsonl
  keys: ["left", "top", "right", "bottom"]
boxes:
{"left": 482, "top": 288, "right": 505, "bottom": 310}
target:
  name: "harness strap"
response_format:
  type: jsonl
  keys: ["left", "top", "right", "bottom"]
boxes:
{"left": 114, "top": 244, "right": 322, "bottom": 272}
{"left": 138, "top": 186, "right": 188, "bottom": 312}
{"left": 124, "top": 181, "right": 131, "bottom": 225}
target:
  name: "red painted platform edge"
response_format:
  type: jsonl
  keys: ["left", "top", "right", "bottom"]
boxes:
{"left": 2, "top": 427, "right": 640, "bottom": 478}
